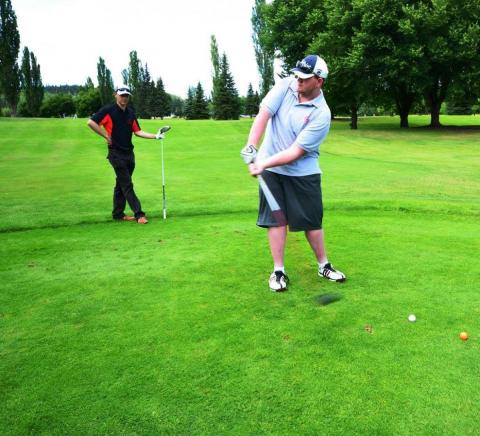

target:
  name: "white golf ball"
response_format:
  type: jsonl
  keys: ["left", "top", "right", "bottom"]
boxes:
{"left": 408, "top": 314, "right": 416, "bottom": 322}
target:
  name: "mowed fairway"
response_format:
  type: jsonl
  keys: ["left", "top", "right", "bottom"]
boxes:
{"left": 1, "top": 115, "right": 479, "bottom": 434}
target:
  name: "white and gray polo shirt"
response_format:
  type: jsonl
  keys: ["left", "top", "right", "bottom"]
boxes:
{"left": 258, "top": 76, "right": 331, "bottom": 176}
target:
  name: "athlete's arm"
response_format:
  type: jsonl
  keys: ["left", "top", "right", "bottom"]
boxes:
{"left": 134, "top": 130, "right": 157, "bottom": 139}
{"left": 87, "top": 119, "right": 111, "bottom": 145}
{"left": 249, "top": 144, "right": 305, "bottom": 176}
{"left": 245, "top": 107, "right": 272, "bottom": 148}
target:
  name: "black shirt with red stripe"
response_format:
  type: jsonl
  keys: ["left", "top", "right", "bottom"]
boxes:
{"left": 91, "top": 104, "right": 141, "bottom": 152}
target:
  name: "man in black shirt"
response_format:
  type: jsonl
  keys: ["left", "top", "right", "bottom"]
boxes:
{"left": 88, "top": 85, "right": 165, "bottom": 224}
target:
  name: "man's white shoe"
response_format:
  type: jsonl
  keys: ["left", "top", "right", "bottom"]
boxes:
{"left": 269, "top": 271, "right": 289, "bottom": 292}
{"left": 319, "top": 263, "right": 346, "bottom": 282}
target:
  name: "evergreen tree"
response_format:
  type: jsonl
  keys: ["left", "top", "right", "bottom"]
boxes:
{"left": 244, "top": 83, "right": 259, "bottom": 117}
{"left": 148, "top": 79, "right": 159, "bottom": 117}
{"left": 170, "top": 95, "right": 185, "bottom": 117}
{"left": 212, "top": 53, "right": 241, "bottom": 120}
{"left": 136, "top": 64, "right": 153, "bottom": 118}
{"left": 192, "top": 82, "right": 210, "bottom": 119}
{"left": 97, "top": 57, "right": 114, "bottom": 106}
{"left": 154, "top": 77, "right": 171, "bottom": 119}
{"left": 184, "top": 86, "right": 196, "bottom": 119}
{"left": 44, "top": 84, "right": 81, "bottom": 95}
{"left": 0, "top": 0, "right": 21, "bottom": 115}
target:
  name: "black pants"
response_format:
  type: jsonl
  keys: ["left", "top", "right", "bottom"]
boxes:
{"left": 107, "top": 150, "right": 145, "bottom": 219}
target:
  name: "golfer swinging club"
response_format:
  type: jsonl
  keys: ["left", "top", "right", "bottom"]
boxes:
{"left": 87, "top": 85, "right": 167, "bottom": 224}
{"left": 241, "top": 55, "right": 346, "bottom": 292}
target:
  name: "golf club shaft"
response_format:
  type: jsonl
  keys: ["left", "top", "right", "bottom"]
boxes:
{"left": 258, "top": 174, "right": 280, "bottom": 210}
{"left": 161, "top": 138, "right": 166, "bottom": 220}
{"left": 258, "top": 174, "right": 287, "bottom": 226}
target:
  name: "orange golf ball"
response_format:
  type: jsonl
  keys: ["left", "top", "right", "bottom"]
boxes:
{"left": 459, "top": 332, "right": 469, "bottom": 341}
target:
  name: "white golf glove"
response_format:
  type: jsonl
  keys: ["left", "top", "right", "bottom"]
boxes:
{"left": 240, "top": 144, "right": 257, "bottom": 164}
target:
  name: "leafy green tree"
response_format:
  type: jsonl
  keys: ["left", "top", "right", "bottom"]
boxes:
{"left": 405, "top": 0, "right": 480, "bottom": 127}
{"left": 20, "top": 47, "right": 43, "bottom": 117}
{"left": 210, "top": 35, "right": 221, "bottom": 93}
{"left": 212, "top": 53, "right": 241, "bottom": 120}
{"left": 310, "top": 0, "right": 371, "bottom": 128}
{"left": 252, "top": 0, "right": 274, "bottom": 97}
{"left": 97, "top": 57, "right": 114, "bottom": 106}
{"left": 244, "top": 83, "right": 259, "bottom": 117}
{"left": 349, "top": 0, "right": 425, "bottom": 128}
{"left": 30, "top": 50, "right": 43, "bottom": 116}
{"left": 20, "top": 47, "right": 32, "bottom": 116}
{"left": 0, "top": 0, "right": 21, "bottom": 115}
{"left": 126, "top": 50, "right": 141, "bottom": 105}
{"left": 263, "top": 0, "right": 326, "bottom": 71}
{"left": 121, "top": 69, "right": 129, "bottom": 87}
{"left": 84, "top": 77, "right": 94, "bottom": 90}
{"left": 75, "top": 87, "right": 101, "bottom": 117}
{"left": 40, "top": 93, "right": 75, "bottom": 117}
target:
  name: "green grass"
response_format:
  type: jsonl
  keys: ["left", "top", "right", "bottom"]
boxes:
{"left": 1, "top": 115, "right": 479, "bottom": 434}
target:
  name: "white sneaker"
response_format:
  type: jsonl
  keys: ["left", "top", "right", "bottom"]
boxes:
{"left": 269, "top": 271, "right": 289, "bottom": 292}
{"left": 319, "top": 263, "right": 346, "bottom": 282}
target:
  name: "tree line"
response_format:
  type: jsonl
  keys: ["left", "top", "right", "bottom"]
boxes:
{"left": 0, "top": 1, "right": 259, "bottom": 119}
{"left": 252, "top": 0, "right": 480, "bottom": 128}
{"left": 4, "top": 0, "right": 479, "bottom": 124}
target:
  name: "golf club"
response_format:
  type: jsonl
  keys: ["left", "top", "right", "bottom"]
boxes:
{"left": 158, "top": 126, "right": 171, "bottom": 220}
{"left": 240, "top": 145, "right": 287, "bottom": 226}
{"left": 257, "top": 174, "right": 287, "bottom": 226}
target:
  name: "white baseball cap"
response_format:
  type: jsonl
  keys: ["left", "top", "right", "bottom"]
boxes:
{"left": 115, "top": 85, "right": 131, "bottom": 96}
{"left": 290, "top": 55, "right": 329, "bottom": 79}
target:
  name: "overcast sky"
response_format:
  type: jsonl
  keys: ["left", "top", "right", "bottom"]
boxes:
{"left": 13, "top": 0, "right": 262, "bottom": 98}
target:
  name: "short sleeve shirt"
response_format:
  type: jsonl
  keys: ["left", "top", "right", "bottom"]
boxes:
{"left": 90, "top": 104, "right": 141, "bottom": 153}
{"left": 258, "top": 77, "right": 331, "bottom": 176}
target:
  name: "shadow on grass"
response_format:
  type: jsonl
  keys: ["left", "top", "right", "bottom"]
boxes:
{"left": 1, "top": 200, "right": 479, "bottom": 234}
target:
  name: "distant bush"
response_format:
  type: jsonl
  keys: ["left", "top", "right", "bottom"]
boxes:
{"left": 40, "top": 94, "right": 76, "bottom": 117}
{"left": 75, "top": 88, "right": 102, "bottom": 118}
{"left": 0, "top": 107, "right": 12, "bottom": 117}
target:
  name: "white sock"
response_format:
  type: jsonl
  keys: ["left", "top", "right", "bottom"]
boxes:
{"left": 319, "top": 260, "right": 329, "bottom": 269}
{"left": 274, "top": 265, "right": 285, "bottom": 273}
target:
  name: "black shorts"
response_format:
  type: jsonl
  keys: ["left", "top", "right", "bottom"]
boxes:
{"left": 257, "top": 171, "right": 323, "bottom": 232}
